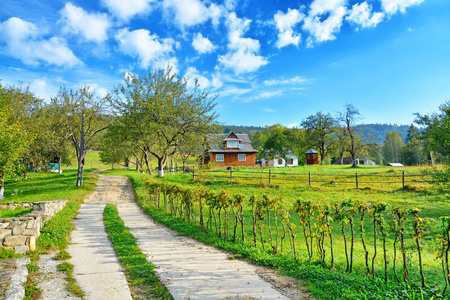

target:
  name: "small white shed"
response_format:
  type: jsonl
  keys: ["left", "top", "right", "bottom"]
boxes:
{"left": 261, "top": 154, "right": 298, "bottom": 167}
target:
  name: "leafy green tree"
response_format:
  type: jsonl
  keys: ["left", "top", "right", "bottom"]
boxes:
{"left": 0, "top": 88, "right": 31, "bottom": 200}
{"left": 382, "top": 131, "right": 404, "bottom": 164}
{"left": 261, "top": 124, "right": 296, "bottom": 166}
{"left": 110, "top": 68, "right": 218, "bottom": 176}
{"left": 301, "top": 112, "right": 337, "bottom": 165}
{"left": 50, "top": 86, "right": 108, "bottom": 186}
{"left": 415, "top": 101, "right": 450, "bottom": 163}
{"left": 402, "top": 125, "right": 425, "bottom": 166}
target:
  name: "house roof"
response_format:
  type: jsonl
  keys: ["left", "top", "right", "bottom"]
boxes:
{"left": 205, "top": 132, "right": 258, "bottom": 153}
{"left": 305, "top": 148, "right": 318, "bottom": 154}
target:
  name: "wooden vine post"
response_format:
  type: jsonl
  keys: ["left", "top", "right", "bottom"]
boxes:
{"left": 356, "top": 173, "right": 359, "bottom": 189}
{"left": 230, "top": 168, "right": 233, "bottom": 183}
{"left": 402, "top": 171, "right": 405, "bottom": 190}
{"left": 269, "top": 169, "right": 272, "bottom": 184}
{"left": 193, "top": 167, "right": 196, "bottom": 181}
{"left": 309, "top": 172, "right": 311, "bottom": 187}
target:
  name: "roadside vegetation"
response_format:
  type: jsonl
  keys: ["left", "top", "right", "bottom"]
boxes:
{"left": 103, "top": 204, "right": 173, "bottom": 299}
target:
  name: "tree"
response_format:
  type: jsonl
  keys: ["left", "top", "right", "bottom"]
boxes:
{"left": 0, "top": 88, "right": 31, "bottom": 200}
{"left": 50, "top": 86, "right": 108, "bottom": 186}
{"left": 111, "top": 68, "right": 218, "bottom": 176}
{"left": 403, "top": 125, "right": 425, "bottom": 166}
{"left": 382, "top": 131, "right": 404, "bottom": 164}
{"left": 301, "top": 112, "right": 337, "bottom": 165}
{"left": 261, "top": 124, "right": 295, "bottom": 166}
{"left": 415, "top": 101, "right": 450, "bottom": 163}
{"left": 340, "top": 104, "right": 364, "bottom": 167}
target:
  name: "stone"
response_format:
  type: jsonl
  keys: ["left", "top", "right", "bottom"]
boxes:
{"left": 0, "top": 229, "right": 12, "bottom": 241}
{"left": 6, "top": 223, "right": 17, "bottom": 229}
{"left": 3, "top": 236, "right": 27, "bottom": 247}
{"left": 13, "top": 246, "right": 28, "bottom": 254}
{"left": 12, "top": 223, "right": 27, "bottom": 236}
{"left": 22, "top": 230, "right": 37, "bottom": 237}
{"left": 28, "top": 236, "right": 35, "bottom": 251}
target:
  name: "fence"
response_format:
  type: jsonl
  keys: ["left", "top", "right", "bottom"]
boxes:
{"left": 190, "top": 168, "right": 435, "bottom": 190}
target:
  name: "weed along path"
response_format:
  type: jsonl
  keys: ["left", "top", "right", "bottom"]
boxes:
{"left": 82, "top": 174, "right": 308, "bottom": 299}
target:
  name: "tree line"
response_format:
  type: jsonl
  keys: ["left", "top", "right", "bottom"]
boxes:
{"left": 249, "top": 104, "right": 449, "bottom": 168}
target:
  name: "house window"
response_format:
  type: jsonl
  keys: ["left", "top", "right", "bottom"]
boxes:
{"left": 278, "top": 158, "right": 283, "bottom": 165}
{"left": 238, "top": 154, "right": 246, "bottom": 162}
{"left": 227, "top": 141, "right": 239, "bottom": 148}
{"left": 216, "top": 154, "right": 224, "bottom": 162}
{"left": 287, "top": 159, "right": 294, "bottom": 165}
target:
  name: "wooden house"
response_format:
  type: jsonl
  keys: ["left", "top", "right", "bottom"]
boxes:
{"left": 201, "top": 132, "right": 258, "bottom": 167}
{"left": 305, "top": 149, "right": 319, "bottom": 165}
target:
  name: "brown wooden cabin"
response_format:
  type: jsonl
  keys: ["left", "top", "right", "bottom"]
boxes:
{"left": 305, "top": 148, "right": 319, "bottom": 165}
{"left": 201, "top": 132, "right": 258, "bottom": 167}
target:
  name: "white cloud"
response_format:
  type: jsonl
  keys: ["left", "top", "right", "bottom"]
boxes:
{"left": 219, "top": 87, "right": 252, "bottom": 97}
{"left": 380, "top": 0, "right": 424, "bottom": 15}
{"left": 115, "top": 28, "right": 175, "bottom": 69}
{"left": 184, "top": 67, "right": 210, "bottom": 89}
{"left": 274, "top": 8, "right": 304, "bottom": 48}
{"left": 303, "top": 0, "right": 348, "bottom": 46}
{"left": 224, "top": 0, "right": 238, "bottom": 11}
{"left": 60, "top": 3, "right": 110, "bottom": 43}
{"left": 218, "top": 12, "right": 268, "bottom": 75}
{"left": 84, "top": 83, "right": 109, "bottom": 98}
{"left": 162, "top": 0, "right": 223, "bottom": 28}
{"left": 101, "top": 0, "right": 155, "bottom": 22}
{"left": 243, "top": 90, "right": 283, "bottom": 102}
{"left": 346, "top": 2, "right": 384, "bottom": 29}
{"left": 30, "top": 79, "right": 55, "bottom": 101}
{"left": 0, "top": 17, "right": 81, "bottom": 67}
{"left": 263, "top": 76, "right": 307, "bottom": 86}
{"left": 192, "top": 33, "right": 216, "bottom": 54}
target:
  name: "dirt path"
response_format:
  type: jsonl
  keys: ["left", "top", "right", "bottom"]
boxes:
{"left": 100, "top": 175, "right": 312, "bottom": 299}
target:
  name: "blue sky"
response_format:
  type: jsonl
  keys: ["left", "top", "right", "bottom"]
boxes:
{"left": 1, "top": 0, "right": 449, "bottom": 127}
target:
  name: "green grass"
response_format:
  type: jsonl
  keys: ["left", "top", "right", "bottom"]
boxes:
{"left": 0, "top": 207, "right": 33, "bottom": 218}
{"left": 103, "top": 204, "right": 173, "bottom": 299}
{"left": 103, "top": 167, "right": 450, "bottom": 300}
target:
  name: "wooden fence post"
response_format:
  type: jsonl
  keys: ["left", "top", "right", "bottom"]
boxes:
{"left": 309, "top": 172, "right": 311, "bottom": 187}
{"left": 356, "top": 173, "right": 359, "bottom": 189}
{"left": 230, "top": 168, "right": 233, "bottom": 184}
{"left": 402, "top": 171, "right": 405, "bottom": 190}
{"left": 269, "top": 169, "right": 272, "bottom": 184}
{"left": 193, "top": 167, "right": 196, "bottom": 181}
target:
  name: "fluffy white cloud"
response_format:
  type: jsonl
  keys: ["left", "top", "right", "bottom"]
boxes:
{"left": 218, "top": 12, "right": 268, "bottom": 75}
{"left": 60, "top": 3, "right": 110, "bottom": 43}
{"left": 162, "top": 0, "right": 223, "bottom": 28}
{"left": 0, "top": 17, "right": 81, "bottom": 67}
{"left": 263, "top": 76, "right": 307, "bottom": 86}
{"left": 184, "top": 67, "right": 210, "bottom": 89}
{"left": 115, "top": 28, "right": 176, "bottom": 69}
{"left": 303, "top": 0, "right": 348, "bottom": 46}
{"left": 192, "top": 33, "right": 216, "bottom": 54}
{"left": 346, "top": 2, "right": 384, "bottom": 29}
{"left": 274, "top": 9, "right": 304, "bottom": 48}
{"left": 30, "top": 78, "right": 55, "bottom": 101}
{"left": 101, "top": 0, "right": 155, "bottom": 22}
{"left": 380, "top": 0, "right": 424, "bottom": 15}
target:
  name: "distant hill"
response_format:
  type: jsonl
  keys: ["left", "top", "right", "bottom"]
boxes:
{"left": 355, "top": 124, "right": 411, "bottom": 143}
{"left": 219, "top": 124, "right": 412, "bottom": 143}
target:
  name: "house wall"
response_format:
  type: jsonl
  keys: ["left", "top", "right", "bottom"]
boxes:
{"left": 305, "top": 153, "right": 319, "bottom": 165}
{"left": 210, "top": 153, "right": 256, "bottom": 166}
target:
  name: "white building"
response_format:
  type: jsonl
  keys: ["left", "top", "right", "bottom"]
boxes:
{"left": 261, "top": 154, "right": 298, "bottom": 167}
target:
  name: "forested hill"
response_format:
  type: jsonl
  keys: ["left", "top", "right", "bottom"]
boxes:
{"left": 354, "top": 124, "right": 411, "bottom": 143}
{"left": 218, "top": 123, "right": 412, "bottom": 143}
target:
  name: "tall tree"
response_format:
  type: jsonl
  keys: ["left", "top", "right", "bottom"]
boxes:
{"left": 415, "top": 101, "right": 450, "bottom": 164}
{"left": 261, "top": 124, "right": 296, "bottom": 166}
{"left": 111, "top": 68, "right": 218, "bottom": 176}
{"left": 382, "top": 131, "right": 404, "bottom": 164}
{"left": 0, "top": 88, "right": 31, "bottom": 200}
{"left": 50, "top": 86, "right": 108, "bottom": 186}
{"left": 340, "top": 104, "right": 364, "bottom": 167}
{"left": 403, "top": 125, "right": 424, "bottom": 166}
{"left": 301, "top": 112, "right": 337, "bottom": 165}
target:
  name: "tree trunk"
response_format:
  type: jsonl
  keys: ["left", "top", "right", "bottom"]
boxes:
{"left": 0, "top": 174, "right": 5, "bottom": 200}
{"left": 58, "top": 155, "right": 62, "bottom": 175}
{"left": 77, "top": 157, "right": 84, "bottom": 186}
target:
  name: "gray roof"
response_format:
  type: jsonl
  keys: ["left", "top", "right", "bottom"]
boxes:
{"left": 206, "top": 132, "right": 258, "bottom": 153}
{"left": 305, "top": 148, "right": 318, "bottom": 154}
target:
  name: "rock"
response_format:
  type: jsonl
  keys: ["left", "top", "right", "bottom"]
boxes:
{"left": 0, "top": 229, "right": 12, "bottom": 241}
{"left": 28, "top": 236, "right": 35, "bottom": 251}
{"left": 3, "top": 236, "right": 27, "bottom": 247}
{"left": 13, "top": 246, "right": 28, "bottom": 254}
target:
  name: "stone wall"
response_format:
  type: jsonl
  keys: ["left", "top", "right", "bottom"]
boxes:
{"left": 0, "top": 200, "right": 68, "bottom": 253}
